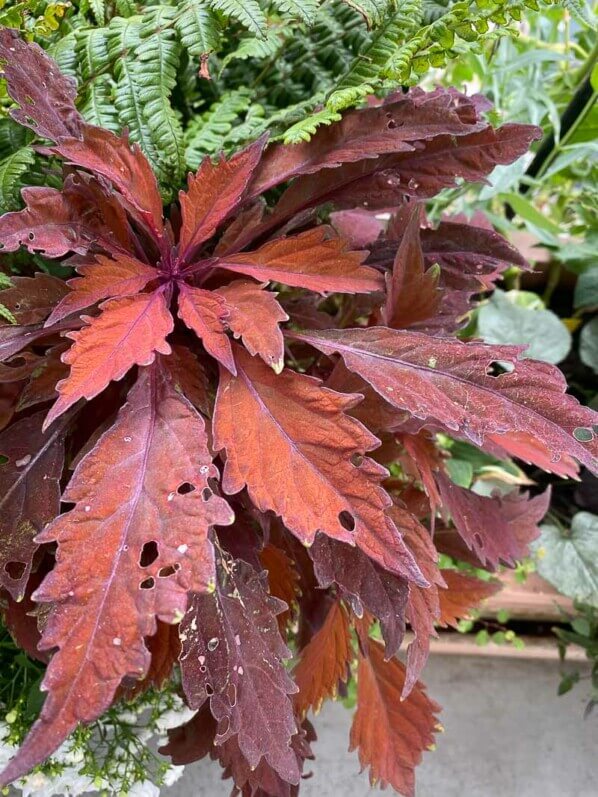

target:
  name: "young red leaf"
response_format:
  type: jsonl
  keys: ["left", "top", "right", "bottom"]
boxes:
{"left": 0, "top": 28, "right": 83, "bottom": 140}
{"left": 163, "top": 344, "right": 212, "bottom": 418}
{"left": 436, "top": 473, "right": 551, "bottom": 568}
{"left": 45, "top": 255, "right": 158, "bottom": 326}
{"left": 290, "top": 328, "right": 598, "bottom": 474}
{"left": 216, "top": 281, "right": 288, "bottom": 372}
{"left": 179, "top": 138, "right": 266, "bottom": 262}
{"left": 45, "top": 291, "right": 173, "bottom": 428}
{"left": 0, "top": 363, "right": 233, "bottom": 786}
{"left": 382, "top": 205, "right": 441, "bottom": 328}
{"left": 179, "top": 557, "right": 300, "bottom": 784}
{"left": 293, "top": 600, "right": 353, "bottom": 718}
{"left": 213, "top": 344, "right": 425, "bottom": 583}
{"left": 309, "top": 535, "right": 408, "bottom": 658}
{"left": 437, "top": 570, "right": 502, "bottom": 628}
{"left": 350, "top": 641, "right": 441, "bottom": 797}
{"left": 0, "top": 274, "right": 68, "bottom": 326}
{"left": 217, "top": 227, "right": 382, "bottom": 294}
{"left": 177, "top": 285, "right": 235, "bottom": 373}
{"left": 17, "top": 344, "right": 69, "bottom": 411}
{"left": 260, "top": 544, "right": 301, "bottom": 630}
{"left": 0, "top": 411, "right": 66, "bottom": 600}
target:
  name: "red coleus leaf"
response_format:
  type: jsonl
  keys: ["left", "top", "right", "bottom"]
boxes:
{"left": 0, "top": 274, "right": 68, "bottom": 325}
{"left": 293, "top": 600, "right": 353, "bottom": 718}
{"left": 349, "top": 640, "right": 441, "bottom": 797}
{"left": 45, "top": 291, "right": 173, "bottom": 427}
{"left": 0, "top": 362, "right": 233, "bottom": 785}
{"left": 381, "top": 204, "right": 441, "bottom": 329}
{"left": 179, "top": 137, "right": 267, "bottom": 262}
{"left": 213, "top": 344, "right": 425, "bottom": 584}
{"left": 436, "top": 472, "right": 551, "bottom": 568}
{"left": 309, "top": 535, "right": 408, "bottom": 658}
{"left": 437, "top": 569, "right": 502, "bottom": 628}
{"left": 179, "top": 555, "right": 300, "bottom": 784}
{"left": 0, "top": 411, "right": 66, "bottom": 600}
{"left": 217, "top": 227, "right": 381, "bottom": 294}
{"left": 290, "top": 328, "right": 598, "bottom": 474}
{"left": 45, "top": 254, "right": 158, "bottom": 326}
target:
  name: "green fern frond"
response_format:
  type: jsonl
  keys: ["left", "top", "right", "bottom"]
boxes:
{"left": 174, "top": 1, "right": 222, "bottom": 58}
{"left": 0, "top": 119, "right": 33, "bottom": 160}
{"left": 0, "top": 147, "right": 35, "bottom": 213}
{"left": 209, "top": 0, "right": 267, "bottom": 37}
{"left": 115, "top": 0, "right": 138, "bottom": 16}
{"left": 220, "top": 27, "right": 284, "bottom": 70}
{"left": 561, "top": 0, "right": 596, "bottom": 29}
{"left": 0, "top": 273, "right": 12, "bottom": 289}
{"left": 341, "top": 0, "right": 394, "bottom": 28}
{"left": 185, "top": 89, "right": 252, "bottom": 167}
{"left": 283, "top": 106, "right": 342, "bottom": 143}
{"left": 89, "top": 0, "right": 106, "bottom": 26}
{"left": 76, "top": 27, "right": 111, "bottom": 82}
{"left": 47, "top": 31, "right": 78, "bottom": 79}
{"left": 271, "top": 0, "right": 321, "bottom": 25}
{"left": 80, "top": 75, "right": 120, "bottom": 131}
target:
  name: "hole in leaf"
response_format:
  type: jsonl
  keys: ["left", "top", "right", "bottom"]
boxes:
{"left": 351, "top": 453, "right": 363, "bottom": 467}
{"left": 4, "top": 561, "right": 26, "bottom": 580}
{"left": 486, "top": 360, "right": 514, "bottom": 377}
{"left": 205, "top": 684, "right": 214, "bottom": 696}
{"left": 473, "top": 532, "right": 484, "bottom": 549}
{"left": 338, "top": 511, "right": 356, "bottom": 532}
{"left": 27, "top": 232, "right": 35, "bottom": 241}
{"left": 139, "top": 577, "right": 155, "bottom": 590}
{"left": 139, "top": 541, "right": 159, "bottom": 567}
{"left": 158, "top": 564, "right": 180, "bottom": 578}
{"left": 573, "top": 427, "right": 594, "bottom": 442}
{"left": 177, "top": 482, "right": 195, "bottom": 495}
{"left": 202, "top": 488, "right": 212, "bottom": 502}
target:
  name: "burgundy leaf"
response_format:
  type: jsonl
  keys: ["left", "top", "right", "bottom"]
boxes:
{"left": 0, "top": 411, "right": 66, "bottom": 600}
{"left": 0, "top": 274, "right": 69, "bottom": 326}
{"left": 290, "top": 327, "right": 598, "bottom": 474}
{"left": 0, "top": 362, "right": 233, "bottom": 786}
{"left": 177, "top": 285, "right": 235, "bottom": 373}
{"left": 179, "top": 556, "right": 300, "bottom": 784}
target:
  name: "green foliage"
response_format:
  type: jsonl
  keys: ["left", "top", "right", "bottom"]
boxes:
{"left": 554, "top": 602, "right": 598, "bottom": 716}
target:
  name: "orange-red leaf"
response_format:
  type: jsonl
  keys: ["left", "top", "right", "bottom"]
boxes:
{"left": 177, "top": 284, "right": 235, "bottom": 373}
{"left": 179, "top": 138, "right": 266, "bottom": 261}
{"left": 45, "top": 291, "right": 173, "bottom": 428}
{"left": 382, "top": 204, "right": 441, "bottom": 328}
{"left": 218, "top": 227, "right": 382, "bottom": 294}
{"left": 438, "top": 569, "right": 502, "bottom": 628}
{"left": 216, "top": 281, "right": 288, "bottom": 372}
{"left": 260, "top": 543, "right": 300, "bottom": 630}
{"left": 293, "top": 601, "right": 353, "bottom": 718}
{"left": 213, "top": 345, "right": 425, "bottom": 584}
{"left": 46, "top": 255, "right": 157, "bottom": 326}
{"left": 350, "top": 641, "right": 441, "bottom": 797}
{"left": 0, "top": 362, "right": 234, "bottom": 785}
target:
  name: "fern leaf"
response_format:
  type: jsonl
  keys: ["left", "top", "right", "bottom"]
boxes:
{"left": 271, "top": 0, "right": 320, "bottom": 25}
{"left": 208, "top": 0, "right": 267, "bottom": 37}
{"left": 80, "top": 75, "right": 120, "bottom": 132}
{"left": 76, "top": 28, "right": 111, "bottom": 82}
{"left": 89, "top": 0, "right": 106, "bottom": 25}
{"left": 47, "top": 31, "right": 78, "bottom": 79}
{"left": 0, "top": 119, "right": 33, "bottom": 160}
{"left": 0, "top": 147, "right": 35, "bottom": 213}
{"left": 562, "top": 0, "right": 596, "bottom": 29}
{"left": 115, "top": 0, "right": 137, "bottom": 16}
{"left": 342, "top": 0, "right": 392, "bottom": 28}
{"left": 220, "top": 27, "right": 283, "bottom": 70}
{"left": 283, "top": 107, "right": 342, "bottom": 143}
{"left": 184, "top": 89, "right": 252, "bottom": 167}
{"left": 174, "top": 1, "right": 222, "bottom": 58}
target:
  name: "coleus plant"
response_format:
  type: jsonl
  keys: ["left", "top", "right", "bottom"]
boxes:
{"left": 0, "top": 27, "right": 597, "bottom": 797}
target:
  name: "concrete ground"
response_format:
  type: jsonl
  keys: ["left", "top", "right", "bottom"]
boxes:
{"left": 170, "top": 654, "right": 597, "bottom": 797}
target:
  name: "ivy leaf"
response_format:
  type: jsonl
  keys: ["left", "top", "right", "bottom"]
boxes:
{"left": 290, "top": 327, "right": 598, "bottom": 474}
{"left": 533, "top": 512, "right": 598, "bottom": 608}
{"left": 349, "top": 641, "right": 441, "bottom": 797}
{"left": 45, "top": 291, "right": 174, "bottom": 428}
{"left": 45, "top": 255, "right": 158, "bottom": 326}
{"left": 0, "top": 411, "right": 66, "bottom": 601}
{"left": 218, "top": 227, "right": 382, "bottom": 293}
{"left": 436, "top": 473, "right": 551, "bottom": 568}
{"left": 179, "top": 556, "right": 299, "bottom": 783}
{"left": 293, "top": 600, "right": 353, "bottom": 717}
{"left": 0, "top": 362, "right": 234, "bottom": 786}
{"left": 213, "top": 344, "right": 426, "bottom": 583}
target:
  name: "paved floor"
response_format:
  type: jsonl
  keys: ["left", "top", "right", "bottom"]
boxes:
{"left": 170, "top": 654, "right": 597, "bottom": 797}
